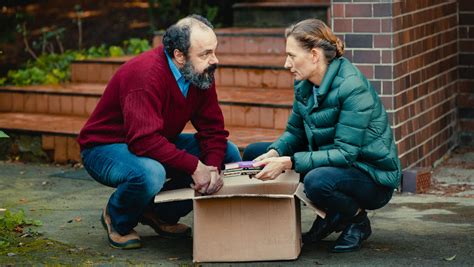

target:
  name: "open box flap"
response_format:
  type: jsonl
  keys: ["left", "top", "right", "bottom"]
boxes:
{"left": 154, "top": 188, "right": 195, "bottom": 203}
{"left": 194, "top": 193, "right": 294, "bottom": 200}
{"left": 294, "top": 183, "right": 326, "bottom": 219}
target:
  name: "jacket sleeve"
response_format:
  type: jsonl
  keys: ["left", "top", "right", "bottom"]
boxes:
{"left": 294, "top": 77, "right": 374, "bottom": 173}
{"left": 268, "top": 98, "right": 308, "bottom": 156}
{"left": 191, "top": 83, "right": 229, "bottom": 169}
{"left": 123, "top": 88, "right": 199, "bottom": 175}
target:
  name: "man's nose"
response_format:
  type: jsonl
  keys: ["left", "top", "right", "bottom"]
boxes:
{"left": 209, "top": 53, "right": 219, "bottom": 65}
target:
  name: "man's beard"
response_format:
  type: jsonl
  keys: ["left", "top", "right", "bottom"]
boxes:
{"left": 180, "top": 61, "right": 217, "bottom": 90}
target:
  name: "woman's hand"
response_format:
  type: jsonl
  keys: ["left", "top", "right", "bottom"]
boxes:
{"left": 254, "top": 149, "right": 279, "bottom": 162}
{"left": 253, "top": 156, "right": 292, "bottom": 181}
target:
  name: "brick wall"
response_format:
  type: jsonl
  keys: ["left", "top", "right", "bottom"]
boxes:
{"left": 458, "top": 0, "right": 474, "bottom": 146}
{"left": 331, "top": 0, "right": 460, "bottom": 169}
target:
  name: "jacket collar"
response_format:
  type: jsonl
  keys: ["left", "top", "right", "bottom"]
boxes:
{"left": 295, "top": 57, "right": 343, "bottom": 109}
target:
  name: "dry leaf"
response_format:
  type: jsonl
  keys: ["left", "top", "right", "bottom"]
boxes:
{"left": 444, "top": 255, "right": 456, "bottom": 261}
{"left": 74, "top": 216, "right": 82, "bottom": 222}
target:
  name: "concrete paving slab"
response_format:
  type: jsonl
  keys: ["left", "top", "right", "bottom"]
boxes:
{"left": 0, "top": 149, "right": 473, "bottom": 265}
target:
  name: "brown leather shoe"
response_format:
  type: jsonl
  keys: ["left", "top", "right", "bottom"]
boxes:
{"left": 140, "top": 212, "right": 192, "bottom": 239}
{"left": 101, "top": 208, "right": 141, "bottom": 249}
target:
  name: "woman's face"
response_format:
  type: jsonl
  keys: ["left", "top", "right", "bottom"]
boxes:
{"left": 284, "top": 36, "right": 317, "bottom": 81}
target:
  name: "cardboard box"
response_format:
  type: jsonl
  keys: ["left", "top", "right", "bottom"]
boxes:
{"left": 154, "top": 170, "right": 325, "bottom": 263}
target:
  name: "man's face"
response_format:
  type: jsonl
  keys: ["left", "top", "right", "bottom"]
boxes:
{"left": 181, "top": 27, "right": 219, "bottom": 89}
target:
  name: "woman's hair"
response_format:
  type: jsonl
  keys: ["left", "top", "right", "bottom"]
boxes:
{"left": 285, "top": 19, "right": 344, "bottom": 63}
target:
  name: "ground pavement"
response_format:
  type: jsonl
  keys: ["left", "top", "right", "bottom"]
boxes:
{"left": 0, "top": 148, "right": 473, "bottom": 266}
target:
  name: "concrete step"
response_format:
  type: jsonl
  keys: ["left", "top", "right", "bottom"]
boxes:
{"left": 0, "top": 84, "right": 292, "bottom": 128}
{"left": 0, "top": 112, "right": 284, "bottom": 163}
{"left": 154, "top": 27, "right": 287, "bottom": 56}
{"left": 70, "top": 54, "right": 292, "bottom": 89}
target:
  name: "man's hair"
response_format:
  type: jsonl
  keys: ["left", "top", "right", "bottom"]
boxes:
{"left": 162, "top": 14, "right": 214, "bottom": 58}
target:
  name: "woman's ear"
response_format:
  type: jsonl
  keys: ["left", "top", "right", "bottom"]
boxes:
{"left": 173, "top": 49, "right": 185, "bottom": 66}
{"left": 310, "top": 48, "right": 320, "bottom": 64}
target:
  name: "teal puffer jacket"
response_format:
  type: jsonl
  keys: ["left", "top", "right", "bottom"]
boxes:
{"left": 268, "top": 57, "right": 401, "bottom": 188}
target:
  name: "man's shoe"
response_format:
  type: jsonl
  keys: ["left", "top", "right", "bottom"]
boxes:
{"left": 331, "top": 215, "right": 372, "bottom": 253}
{"left": 140, "top": 212, "right": 192, "bottom": 239}
{"left": 101, "top": 208, "right": 141, "bottom": 249}
{"left": 302, "top": 213, "right": 347, "bottom": 244}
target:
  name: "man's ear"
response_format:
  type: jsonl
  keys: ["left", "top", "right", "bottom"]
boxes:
{"left": 173, "top": 49, "right": 185, "bottom": 65}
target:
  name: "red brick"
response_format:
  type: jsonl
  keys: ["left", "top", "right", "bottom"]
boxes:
{"left": 234, "top": 69, "right": 249, "bottom": 87}
{"left": 42, "top": 135, "right": 55, "bottom": 150}
{"left": 345, "top": 4, "right": 372, "bottom": 17}
{"left": 332, "top": 3, "right": 345, "bottom": 18}
{"left": 354, "top": 19, "right": 381, "bottom": 33}
{"left": 219, "top": 69, "right": 234, "bottom": 86}
{"left": 381, "top": 19, "right": 392, "bottom": 33}
{"left": 248, "top": 69, "right": 264, "bottom": 87}
{"left": 382, "top": 50, "right": 392, "bottom": 64}
{"left": 0, "top": 92, "right": 13, "bottom": 112}
{"left": 333, "top": 19, "right": 352, "bottom": 32}
{"left": 262, "top": 70, "right": 278, "bottom": 88}
{"left": 374, "top": 35, "right": 391, "bottom": 48}
{"left": 259, "top": 107, "right": 275, "bottom": 129}
{"left": 277, "top": 72, "right": 293, "bottom": 89}
{"left": 355, "top": 65, "right": 373, "bottom": 79}
{"left": 12, "top": 93, "right": 24, "bottom": 112}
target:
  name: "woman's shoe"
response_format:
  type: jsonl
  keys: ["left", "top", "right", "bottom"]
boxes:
{"left": 302, "top": 213, "right": 347, "bottom": 244}
{"left": 331, "top": 214, "right": 372, "bottom": 253}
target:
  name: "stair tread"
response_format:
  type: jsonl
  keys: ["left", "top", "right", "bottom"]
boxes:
{"left": 0, "top": 112, "right": 284, "bottom": 148}
{"left": 74, "top": 54, "right": 286, "bottom": 68}
{"left": 0, "top": 83, "right": 105, "bottom": 95}
{"left": 1, "top": 83, "right": 294, "bottom": 106}
{"left": 218, "top": 87, "right": 293, "bottom": 107}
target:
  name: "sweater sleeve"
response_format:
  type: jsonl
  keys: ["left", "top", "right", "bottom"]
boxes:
{"left": 191, "top": 84, "right": 229, "bottom": 169}
{"left": 123, "top": 88, "right": 199, "bottom": 175}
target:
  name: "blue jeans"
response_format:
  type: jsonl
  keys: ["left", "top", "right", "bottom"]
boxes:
{"left": 243, "top": 142, "right": 393, "bottom": 218}
{"left": 81, "top": 133, "right": 242, "bottom": 235}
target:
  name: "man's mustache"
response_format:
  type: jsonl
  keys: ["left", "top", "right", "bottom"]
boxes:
{"left": 205, "top": 64, "right": 218, "bottom": 74}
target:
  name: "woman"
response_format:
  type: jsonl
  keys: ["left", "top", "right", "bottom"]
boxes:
{"left": 244, "top": 19, "right": 401, "bottom": 253}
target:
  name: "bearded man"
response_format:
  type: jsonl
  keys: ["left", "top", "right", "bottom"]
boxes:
{"left": 77, "top": 14, "right": 241, "bottom": 249}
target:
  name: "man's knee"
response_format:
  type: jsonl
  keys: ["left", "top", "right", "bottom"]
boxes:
{"left": 131, "top": 160, "right": 166, "bottom": 197}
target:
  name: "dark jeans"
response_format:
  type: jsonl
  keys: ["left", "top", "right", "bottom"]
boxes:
{"left": 242, "top": 142, "right": 393, "bottom": 218}
{"left": 81, "top": 134, "right": 242, "bottom": 235}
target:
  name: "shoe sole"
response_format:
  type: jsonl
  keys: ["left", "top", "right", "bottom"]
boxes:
{"left": 140, "top": 219, "right": 192, "bottom": 239}
{"left": 101, "top": 213, "right": 141, "bottom": 249}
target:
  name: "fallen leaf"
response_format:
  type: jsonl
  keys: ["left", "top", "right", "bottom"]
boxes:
{"left": 74, "top": 216, "right": 82, "bottom": 222}
{"left": 14, "top": 226, "right": 23, "bottom": 233}
{"left": 444, "top": 255, "right": 456, "bottom": 261}
{"left": 19, "top": 198, "right": 28, "bottom": 203}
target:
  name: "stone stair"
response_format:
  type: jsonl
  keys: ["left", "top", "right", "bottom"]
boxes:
{"left": 0, "top": 2, "right": 329, "bottom": 163}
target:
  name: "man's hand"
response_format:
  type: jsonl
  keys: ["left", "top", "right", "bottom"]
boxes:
{"left": 206, "top": 169, "right": 224, "bottom": 194}
{"left": 254, "top": 149, "right": 279, "bottom": 162}
{"left": 253, "top": 156, "right": 292, "bottom": 181}
{"left": 191, "top": 161, "right": 216, "bottom": 194}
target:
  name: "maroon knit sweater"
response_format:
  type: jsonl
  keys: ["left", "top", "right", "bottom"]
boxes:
{"left": 77, "top": 46, "right": 229, "bottom": 175}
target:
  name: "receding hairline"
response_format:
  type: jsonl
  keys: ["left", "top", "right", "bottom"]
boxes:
{"left": 176, "top": 17, "right": 212, "bottom": 32}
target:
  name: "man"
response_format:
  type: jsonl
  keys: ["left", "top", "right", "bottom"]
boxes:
{"left": 78, "top": 14, "right": 242, "bottom": 249}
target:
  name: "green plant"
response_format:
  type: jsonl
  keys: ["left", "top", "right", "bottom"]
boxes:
{"left": 123, "top": 38, "right": 151, "bottom": 55}
{"left": 0, "top": 131, "right": 8, "bottom": 138}
{"left": 1, "top": 38, "right": 150, "bottom": 86}
{"left": 0, "top": 209, "right": 42, "bottom": 248}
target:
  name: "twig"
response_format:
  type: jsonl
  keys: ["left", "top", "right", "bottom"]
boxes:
{"left": 21, "top": 23, "right": 37, "bottom": 60}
